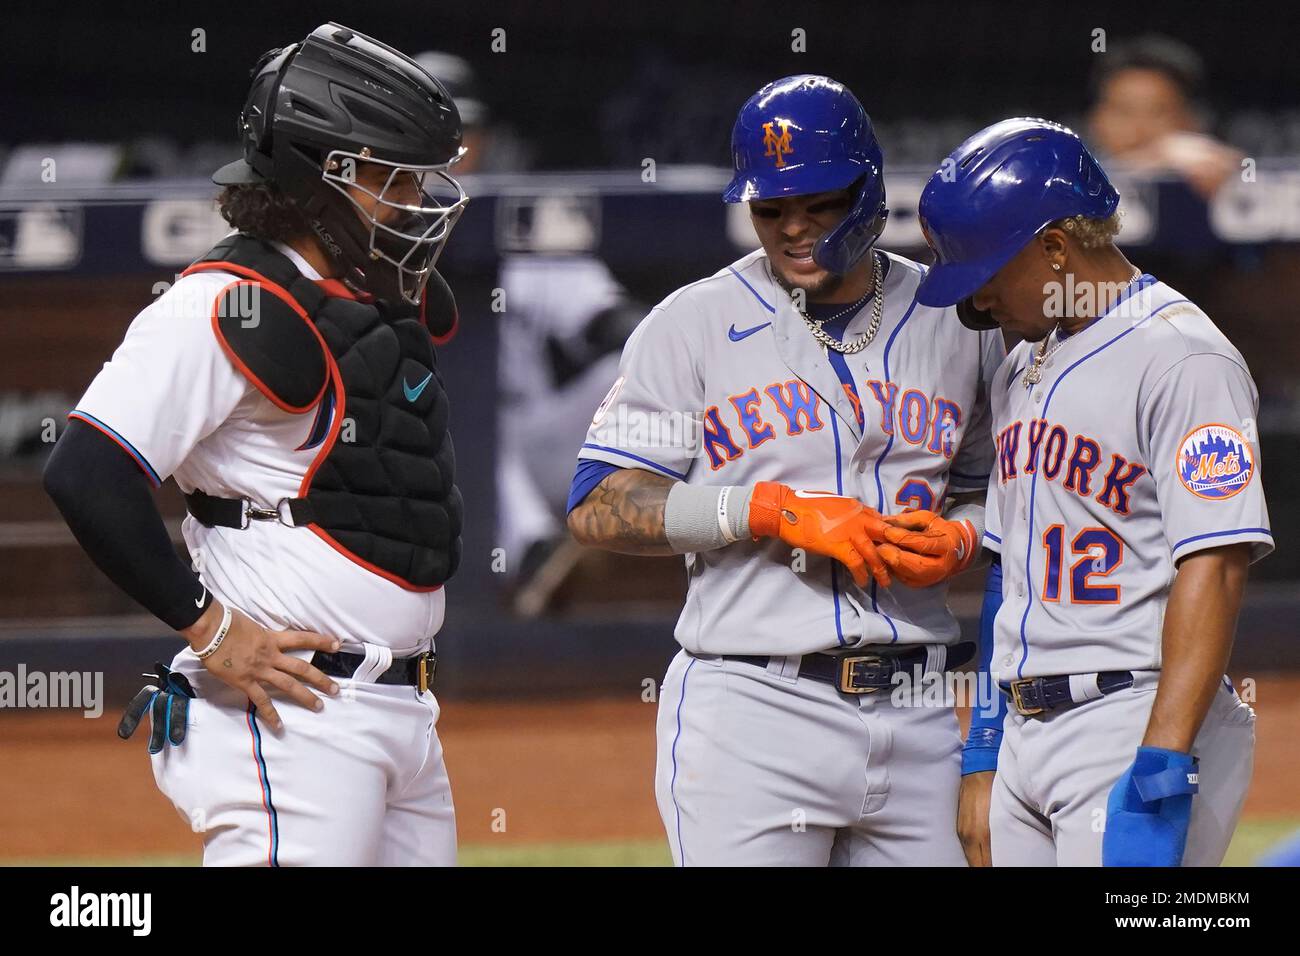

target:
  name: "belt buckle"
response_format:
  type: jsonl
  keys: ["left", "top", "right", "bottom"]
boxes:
{"left": 1009, "top": 678, "right": 1045, "bottom": 716}
{"left": 242, "top": 498, "right": 295, "bottom": 527}
{"left": 838, "top": 654, "right": 886, "bottom": 695}
{"left": 242, "top": 498, "right": 279, "bottom": 525}
{"left": 417, "top": 652, "right": 437, "bottom": 695}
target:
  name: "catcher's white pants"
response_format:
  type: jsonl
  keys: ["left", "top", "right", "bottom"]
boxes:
{"left": 990, "top": 672, "right": 1254, "bottom": 866}
{"left": 151, "top": 652, "right": 455, "bottom": 867}
{"left": 655, "top": 648, "right": 968, "bottom": 866}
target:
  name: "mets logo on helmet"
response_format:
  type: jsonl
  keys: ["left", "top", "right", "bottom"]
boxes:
{"left": 762, "top": 120, "right": 794, "bottom": 168}
{"left": 1176, "top": 423, "right": 1255, "bottom": 500}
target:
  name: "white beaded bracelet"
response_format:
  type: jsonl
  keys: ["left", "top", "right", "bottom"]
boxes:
{"left": 194, "top": 604, "right": 233, "bottom": 660}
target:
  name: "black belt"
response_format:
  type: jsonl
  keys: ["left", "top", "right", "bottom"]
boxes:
{"left": 724, "top": 642, "right": 975, "bottom": 695}
{"left": 310, "top": 650, "right": 437, "bottom": 694}
{"left": 1000, "top": 670, "right": 1133, "bottom": 717}
{"left": 185, "top": 489, "right": 317, "bottom": 529}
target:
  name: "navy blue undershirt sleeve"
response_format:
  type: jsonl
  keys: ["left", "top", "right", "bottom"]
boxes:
{"left": 44, "top": 419, "right": 211, "bottom": 631}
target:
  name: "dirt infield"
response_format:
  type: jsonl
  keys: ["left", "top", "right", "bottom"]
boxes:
{"left": 1, "top": 674, "right": 1296, "bottom": 862}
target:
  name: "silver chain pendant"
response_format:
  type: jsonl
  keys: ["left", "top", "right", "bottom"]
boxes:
{"left": 1021, "top": 339, "right": 1056, "bottom": 387}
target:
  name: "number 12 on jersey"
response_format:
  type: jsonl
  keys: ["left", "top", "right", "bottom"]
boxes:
{"left": 1041, "top": 525, "right": 1124, "bottom": 604}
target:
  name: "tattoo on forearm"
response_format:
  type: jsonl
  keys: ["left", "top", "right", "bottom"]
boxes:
{"left": 570, "top": 471, "right": 674, "bottom": 553}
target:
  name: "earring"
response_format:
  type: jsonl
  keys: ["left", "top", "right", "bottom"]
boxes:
{"left": 1052, "top": 263, "right": 1062, "bottom": 271}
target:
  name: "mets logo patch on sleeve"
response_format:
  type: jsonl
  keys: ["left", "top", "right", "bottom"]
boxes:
{"left": 1177, "top": 424, "right": 1255, "bottom": 500}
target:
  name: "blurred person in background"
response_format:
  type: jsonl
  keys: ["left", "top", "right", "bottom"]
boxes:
{"left": 414, "top": 51, "right": 532, "bottom": 174}
{"left": 414, "top": 50, "right": 603, "bottom": 590}
{"left": 497, "top": 247, "right": 649, "bottom": 586}
{"left": 424, "top": 45, "right": 650, "bottom": 589}
{"left": 1086, "top": 34, "right": 1243, "bottom": 199}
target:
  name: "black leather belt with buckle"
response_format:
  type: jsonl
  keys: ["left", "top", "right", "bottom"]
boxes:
{"left": 310, "top": 649, "right": 438, "bottom": 694}
{"left": 1000, "top": 670, "right": 1133, "bottom": 717}
{"left": 725, "top": 642, "right": 974, "bottom": 695}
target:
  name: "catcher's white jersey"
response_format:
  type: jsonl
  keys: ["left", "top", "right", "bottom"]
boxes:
{"left": 578, "top": 249, "right": 1004, "bottom": 656}
{"left": 983, "top": 275, "right": 1273, "bottom": 682}
{"left": 73, "top": 239, "right": 454, "bottom": 866}
{"left": 71, "top": 241, "right": 445, "bottom": 656}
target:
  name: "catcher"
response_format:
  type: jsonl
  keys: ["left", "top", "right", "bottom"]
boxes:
{"left": 45, "top": 23, "right": 468, "bottom": 866}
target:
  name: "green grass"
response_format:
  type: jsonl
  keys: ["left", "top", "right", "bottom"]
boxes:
{"left": 1220, "top": 818, "right": 1300, "bottom": 867}
{"left": 459, "top": 839, "right": 670, "bottom": 867}
{"left": 0, "top": 841, "right": 671, "bottom": 868}
{"left": 4, "top": 820, "right": 1295, "bottom": 867}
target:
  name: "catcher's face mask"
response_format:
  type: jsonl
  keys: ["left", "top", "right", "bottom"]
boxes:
{"left": 321, "top": 148, "right": 469, "bottom": 306}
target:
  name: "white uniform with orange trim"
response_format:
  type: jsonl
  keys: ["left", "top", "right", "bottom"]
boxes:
{"left": 71, "top": 238, "right": 455, "bottom": 866}
{"left": 982, "top": 275, "right": 1271, "bottom": 865}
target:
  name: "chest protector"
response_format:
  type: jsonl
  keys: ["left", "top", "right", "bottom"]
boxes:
{"left": 181, "top": 233, "right": 461, "bottom": 590}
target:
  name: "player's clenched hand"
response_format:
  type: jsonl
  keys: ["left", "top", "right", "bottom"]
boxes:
{"left": 876, "top": 509, "right": 977, "bottom": 588}
{"left": 957, "top": 770, "right": 995, "bottom": 867}
{"left": 749, "top": 482, "right": 890, "bottom": 589}
{"left": 182, "top": 602, "right": 341, "bottom": 731}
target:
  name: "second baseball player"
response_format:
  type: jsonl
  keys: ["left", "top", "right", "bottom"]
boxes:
{"left": 567, "top": 75, "right": 1004, "bottom": 866}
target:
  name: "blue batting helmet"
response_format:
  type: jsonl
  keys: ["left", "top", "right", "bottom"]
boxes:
{"left": 723, "top": 74, "right": 888, "bottom": 275}
{"left": 915, "top": 118, "right": 1120, "bottom": 310}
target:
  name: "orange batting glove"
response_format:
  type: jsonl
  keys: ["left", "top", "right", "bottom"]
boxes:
{"left": 877, "top": 509, "right": 978, "bottom": 588}
{"left": 749, "top": 482, "right": 891, "bottom": 589}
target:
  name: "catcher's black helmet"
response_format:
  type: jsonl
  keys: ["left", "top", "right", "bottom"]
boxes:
{"left": 214, "top": 23, "right": 468, "bottom": 309}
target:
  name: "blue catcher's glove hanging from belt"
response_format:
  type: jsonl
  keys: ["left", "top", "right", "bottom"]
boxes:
{"left": 117, "top": 662, "right": 197, "bottom": 754}
{"left": 1103, "top": 745, "right": 1200, "bottom": 866}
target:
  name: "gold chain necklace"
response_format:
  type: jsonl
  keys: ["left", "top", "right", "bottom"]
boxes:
{"left": 1022, "top": 268, "right": 1142, "bottom": 387}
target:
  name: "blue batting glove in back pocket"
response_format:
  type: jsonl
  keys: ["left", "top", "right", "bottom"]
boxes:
{"left": 1103, "top": 745, "right": 1199, "bottom": 866}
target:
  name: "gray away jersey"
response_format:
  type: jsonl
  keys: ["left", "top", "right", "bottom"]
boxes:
{"left": 578, "top": 249, "right": 1004, "bottom": 656}
{"left": 984, "top": 275, "right": 1273, "bottom": 682}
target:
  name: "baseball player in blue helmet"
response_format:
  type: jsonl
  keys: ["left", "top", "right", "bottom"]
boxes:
{"left": 722, "top": 74, "right": 888, "bottom": 285}
{"left": 905, "top": 118, "right": 1271, "bottom": 866}
{"left": 567, "top": 76, "right": 1007, "bottom": 866}
{"left": 916, "top": 118, "right": 1119, "bottom": 332}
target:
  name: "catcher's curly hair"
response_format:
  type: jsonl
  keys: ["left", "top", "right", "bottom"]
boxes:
{"left": 216, "top": 182, "right": 311, "bottom": 243}
{"left": 1048, "top": 210, "right": 1123, "bottom": 249}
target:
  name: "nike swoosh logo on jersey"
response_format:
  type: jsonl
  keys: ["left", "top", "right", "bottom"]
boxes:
{"left": 194, "top": 588, "right": 207, "bottom": 609}
{"left": 403, "top": 371, "right": 434, "bottom": 402}
{"left": 728, "top": 322, "right": 772, "bottom": 342}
